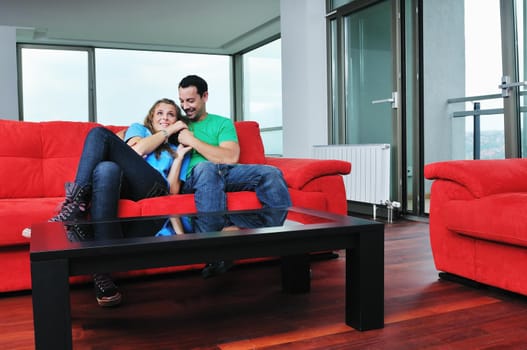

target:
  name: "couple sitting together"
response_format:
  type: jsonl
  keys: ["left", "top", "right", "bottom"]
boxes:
{"left": 27, "top": 74, "right": 291, "bottom": 307}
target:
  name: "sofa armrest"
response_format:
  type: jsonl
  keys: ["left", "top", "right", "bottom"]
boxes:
{"left": 265, "top": 157, "right": 351, "bottom": 190}
{"left": 424, "top": 158, "right": 527, "bottom": 198}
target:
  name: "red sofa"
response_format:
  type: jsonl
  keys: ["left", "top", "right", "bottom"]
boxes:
{"left": 425, "top": 158, "right": 527, "bottom": 296}
{"left": 0, "top": 119, "right": 351, "bottom": 293}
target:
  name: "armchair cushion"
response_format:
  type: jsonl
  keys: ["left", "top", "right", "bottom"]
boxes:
{"left": 442, "top": 193, "right": 527, "bottom": 248}
{"left": 424, "top": 158, "right": 527, "bottom": 198}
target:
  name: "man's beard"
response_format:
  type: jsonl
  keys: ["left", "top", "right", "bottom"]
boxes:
{"left": 185, "top": 109, "right": 204, "bottom": 121}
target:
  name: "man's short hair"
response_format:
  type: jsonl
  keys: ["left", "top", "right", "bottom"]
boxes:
{"left": 179, "top": 75, "right": 208, "bottom": 97}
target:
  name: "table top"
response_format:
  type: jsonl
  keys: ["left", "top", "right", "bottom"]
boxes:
{"left": 30, "top": 207, "right": 383, "bottom": 262}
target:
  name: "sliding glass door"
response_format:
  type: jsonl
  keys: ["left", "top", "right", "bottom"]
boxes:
{"left": 343, "top": 1, "right": 395, "bottom": 149}
{"left": 328, "top": 0, "right": 403, "bottom": 213}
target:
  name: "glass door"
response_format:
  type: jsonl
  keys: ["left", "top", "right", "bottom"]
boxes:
{"left": 330, "top": 0, "right": 402, "bottom": 208}
{"left": 344, "top": 1, "right": 396, "bottom": 147}
{"left": 345, "top": 0, "right": 400, "bottom": 204}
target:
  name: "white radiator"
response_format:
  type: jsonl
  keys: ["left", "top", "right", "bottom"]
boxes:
{"left": 312, "top": 144, "right": 391, "bottom": 205}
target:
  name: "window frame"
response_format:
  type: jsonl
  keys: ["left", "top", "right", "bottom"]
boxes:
{"left": 17, "top": 44, "right": 96, "bottom": 122}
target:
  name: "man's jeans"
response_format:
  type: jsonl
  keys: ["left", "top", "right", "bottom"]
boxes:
{"left": 181, "top": 161, "right": 292, "bottom": 232}
{"left": 75, "top": 127, "right": 168, "bottom": 240}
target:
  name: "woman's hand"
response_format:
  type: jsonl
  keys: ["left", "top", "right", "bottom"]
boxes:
{"left": 167, "top": 143, "right": 193, "bottom": 194}
{"left": 176, "top": 143, "right": 193, "bottom": 158}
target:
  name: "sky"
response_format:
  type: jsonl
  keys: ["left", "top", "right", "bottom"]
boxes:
{"left": 21, "top": 41, "right": 282, "bottom": 130}
{"left": 464, "top": 0, "right": 524, "bottom": 131}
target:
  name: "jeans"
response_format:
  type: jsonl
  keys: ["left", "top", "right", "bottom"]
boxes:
{"left": 75, "top": 127, "right": 168, "bottom": 240}
{"left": 226, "top": 209, "right": 288, "bottom": 229}
{"left": 181, "top": 161, "right": 292, "bottom": 232}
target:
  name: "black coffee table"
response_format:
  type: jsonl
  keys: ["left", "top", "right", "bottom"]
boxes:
{"left": 30, "top": 207, "right": 384, "bottom": 349}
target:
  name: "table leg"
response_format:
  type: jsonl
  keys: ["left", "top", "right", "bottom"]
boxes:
{"left": 281, "top": 254, "right": 310, "bottom": 293}
{"left": 31, "top": 258, "right": 72, "bottom": 350}
{"left": 346, "top": 227, "right": 384, "bottom": 330}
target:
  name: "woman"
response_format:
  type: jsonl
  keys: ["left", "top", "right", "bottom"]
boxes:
{"left": 27, "top": 98, "right": 191, "bottom": 307}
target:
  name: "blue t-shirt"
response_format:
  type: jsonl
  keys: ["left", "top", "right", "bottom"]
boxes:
{"left": 124, "top": 123, "right": 190, "bottom": 183}
{"left": 155, "top": 217, "right": 194, "bottom": 236}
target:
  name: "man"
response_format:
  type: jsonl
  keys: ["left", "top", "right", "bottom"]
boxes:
{"left": 177, "top": 74, "right": 291, "bottom": 233}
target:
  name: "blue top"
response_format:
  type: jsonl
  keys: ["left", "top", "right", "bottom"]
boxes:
{"left": 124, "top": 123, "right": 190, "bottom": 183}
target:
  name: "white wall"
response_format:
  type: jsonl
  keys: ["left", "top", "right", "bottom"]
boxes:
{"left": 0, "top": 26, "right": 19, "bottom": 120}
{"left": 280, "top": 0, "right": 328, "bottom": 158}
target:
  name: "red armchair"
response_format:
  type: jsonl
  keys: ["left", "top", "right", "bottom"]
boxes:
{"left": 425, "top": 158, "right": 527, "bottom": 296}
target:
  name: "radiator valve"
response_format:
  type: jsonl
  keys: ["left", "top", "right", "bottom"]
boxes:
{"left": 385, "top": 200, "right": 401, "bottom": 223}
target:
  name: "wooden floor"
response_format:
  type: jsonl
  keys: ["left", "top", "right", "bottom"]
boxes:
{"left": 3, "top": 219, "right": 527, "bottom": 349}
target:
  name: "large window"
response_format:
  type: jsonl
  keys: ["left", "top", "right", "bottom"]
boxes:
{"left": 20, "top": 47, "right": 90, "bottom": 122}
{"left": 19, "top": 46, "right": 232, "bottom": 126}
{"left": 19, "top": 42, "right": 284, "bottom": 154}
{"left": 462, "top": 0, "right": 503, "bottom": 159}
{"left": 95, "top": 49, "right": 231, "bottom": 125}
{"left": 241, "top": 39, "right": 282, "bottom": 155}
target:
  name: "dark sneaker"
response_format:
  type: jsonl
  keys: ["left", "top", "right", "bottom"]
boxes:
{"left": 93, "top": 273, "right": 122, "bottom": 307}
{"left": 49, "top": 182, "right": 90, "bottom": 223}
{"left": 201, "top": 260, "right": 233, "bottom": 279}
{"left": 65, "top": 223, "right": 93, "bottom": 242}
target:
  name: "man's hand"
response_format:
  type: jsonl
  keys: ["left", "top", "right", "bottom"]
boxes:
{"left": 167, "top": 120, "right": 188, "bottom": 136}
{"left": 177, "top": 128, "right": 194, "bottom": 146}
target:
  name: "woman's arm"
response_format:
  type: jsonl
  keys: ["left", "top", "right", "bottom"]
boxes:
{"left": 169, "top": 217, "right": 185, "bottom": 235}
{"left": 166, "top": 144, "right": 193, "bottom": 194}
{"left": 128, "top": 121, "right": 187, "bottom": 156}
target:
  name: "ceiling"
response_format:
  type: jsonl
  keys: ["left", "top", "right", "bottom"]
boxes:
{"left": 0, "top": 0, "right": 281, "bottom": 54}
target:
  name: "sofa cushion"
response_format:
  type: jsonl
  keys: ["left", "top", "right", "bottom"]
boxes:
{"left": 442, "top": 193, "right": 527, "bottom": 248}
{"left": 234, "top": 121, "right": 265, "bottom": 164}
{"left": 40, "top": 121, "right": 104, "bottom": 197}
{"left": 137, "top": 194, "right": 197, "bottom": 216}
{"left": 137, "top": 192, "right": 264, "bottom": 217}
{"left": 117, "top": 199, "right": 142, "bottom": 218}
{"left": 0, "top": 198, "right": 63, "bottom": 246}
{"left": 0, "top": 120, "right": 45, "bottom": 199}
{"left": 0, "top": 197, "right": 141, "bottom": 247}
{"left": 0, "top": 120, "right": 103, "bottom": 198}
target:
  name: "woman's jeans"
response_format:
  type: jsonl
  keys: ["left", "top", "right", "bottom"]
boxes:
{"left": 75, "top": 127, "right": 168, "bottom": 240}
{"left": 181, "top": 161, "right": 292, "bottom": 232}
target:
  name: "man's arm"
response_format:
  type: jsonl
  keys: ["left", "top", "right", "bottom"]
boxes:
{"left": 178, "top": 128, "right": 240, "bottom": 164}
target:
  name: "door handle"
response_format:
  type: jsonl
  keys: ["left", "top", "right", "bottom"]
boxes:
{"left": 371, "top": 91, "right": 398, "bottom": 109}
{"left": 499, "top": 75, "right": 527, "bottom": 97}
